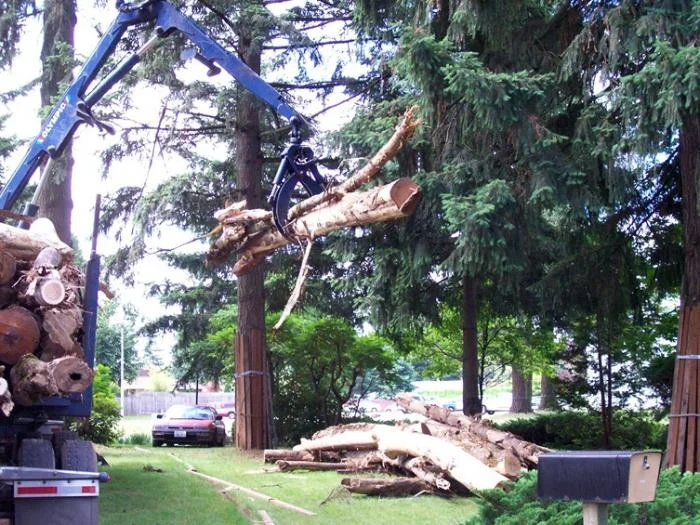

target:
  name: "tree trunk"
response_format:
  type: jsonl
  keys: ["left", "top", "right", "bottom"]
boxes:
{"left": 234, "top": 21, "right": 270, "bottom": 450}
{"left": 665, "top": 114, "right": 700, "bottom": 473}
{"left": 510, "top": 366, "right": 532, "bottom": 413}
{"left": 36, "top": 0, "right": 76, "bottom": 244}
{"left": 538, "top": 375, "right": 557, "bottom": 410}
{"left": 462, "top": 275, "right": 482, "bottom": 415}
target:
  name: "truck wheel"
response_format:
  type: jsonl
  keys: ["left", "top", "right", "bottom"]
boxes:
{"left": 18, "top": 438, "right": 55, "bottom": 469}
{"left": 53, "top": 430, "right": 79, "bottom": 467}
{"left": 60, "top": 440, "right": 97, "bottom": 472}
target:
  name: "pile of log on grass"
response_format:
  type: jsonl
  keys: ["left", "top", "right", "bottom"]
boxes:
{"left": 264, "top": 399, "right": 552, "bottom": 498}
{"left": 0, "top": 218, "right": 94, "bottom": 416}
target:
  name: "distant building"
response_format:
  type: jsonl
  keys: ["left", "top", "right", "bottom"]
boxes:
{"left": 124, "top": 368, "right": 176, "bottom": 394}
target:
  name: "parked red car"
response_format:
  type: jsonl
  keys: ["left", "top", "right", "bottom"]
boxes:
{"left": 152, "top": 405, "right": 226, "bottom": 447}
{"left": 213, "top": 401, "right": 236, "bottom": 418}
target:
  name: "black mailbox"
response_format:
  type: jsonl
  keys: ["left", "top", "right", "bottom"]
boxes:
{"left": 537, "top": 451, "right": 661, "bottom": 503}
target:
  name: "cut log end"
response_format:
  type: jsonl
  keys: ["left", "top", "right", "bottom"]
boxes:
{"left": 0, "top": 306, "right": 41, "bottom": 365}
{"left": 49, "top": 356, "right": 94, "bottom": 394}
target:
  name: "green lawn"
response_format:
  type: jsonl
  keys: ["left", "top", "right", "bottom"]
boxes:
{"left": 98, "top": 445, "right": 480, "bottom": 525}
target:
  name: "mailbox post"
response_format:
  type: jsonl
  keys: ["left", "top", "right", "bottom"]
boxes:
{"left": 537, "top": 451, "right": 662, "bottom": 525}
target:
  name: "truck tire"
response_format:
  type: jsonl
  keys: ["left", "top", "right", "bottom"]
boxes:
{"left": 60, "top": 440, "right": 97, "bottom": 472}
{"left": 18, "top": 438, "right": 55, "bottom": 469}
{"left": 53, "top": 430, "right": 80, "bottom": 467}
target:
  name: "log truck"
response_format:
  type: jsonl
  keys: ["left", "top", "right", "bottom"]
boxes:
{"left": 0, "top": 1, "right": 325, "bottom": 522}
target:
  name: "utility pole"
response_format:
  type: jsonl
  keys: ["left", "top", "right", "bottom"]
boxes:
{"left": 120, "top": 326, "right": 125, "bottom": 417}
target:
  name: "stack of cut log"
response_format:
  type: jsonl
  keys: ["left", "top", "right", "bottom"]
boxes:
{"left": 264, "top": 398, "right": 552, "bottom": 497}
{"left": 0, "top": 219, "right": 94, "bottom": 416}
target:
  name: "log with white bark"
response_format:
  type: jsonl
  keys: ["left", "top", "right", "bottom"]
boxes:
{"left": 395, "top": 393, "right": 551, "bottom": 466}
{"left": 0, "top": 306, "right": 41, "bottom": 365}
{"left": 341, "top": 477, "right": 433, "bottom": 497}
{"left": 293, "top": 430, "right": 378, "bottom": 453}
{"left": 0, "top": 220, "right": 73, "bottom": 264}
{"left": 373, "top": 427, "right": 509, "bottom": 492}
{"left": 276, "top": 460, "right": 346, "bottom": 472}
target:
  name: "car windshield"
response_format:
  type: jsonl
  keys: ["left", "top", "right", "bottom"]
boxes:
{"left": 165, "top": 406, "right": 212, "bottom": 420}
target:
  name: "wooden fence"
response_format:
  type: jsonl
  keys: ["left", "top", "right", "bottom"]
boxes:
{"left": 121, "top": 392, "right": 234, "bottom": 416}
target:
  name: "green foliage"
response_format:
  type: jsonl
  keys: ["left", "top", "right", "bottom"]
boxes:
{"left": 496, "top": 411, "right": 667, "bottom": 451}
{"left": 95, "top": 301, "right": 140, "bottom": 384}
{"left": 118, "top": 433, "right": 151, "bottom": 446}
{"left": 268, "top": 311, "right": 401, "bottom": 444}
{"left": 465, "top": 467, "right": 700, "bottom": 525}
{"left": 71, "top": 364, "right": 122, "bottom": 445}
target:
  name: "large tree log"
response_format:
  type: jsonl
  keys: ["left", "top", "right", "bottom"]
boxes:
{"left": 224, "top": 178, "right": 421, "bottom": 275}
{"left": 293, "top": 430, "right": 378, "bottom": 453}
{"left": 373, "top": 427, "right": 508, "bottom": 492}
{"left": 0, "top": 306, "right": 41, "bottom": 364}
{"left": 395, "top": 393, "right": 551, "bottom": 466}
{"left": 341, "top": 477, "right": 433, "bottom": 497}
{"left": 0, "top": 220, "right": 73, "bottom": 264}
{"left": 11, "top": 354, "right": 58, "bottom": 405}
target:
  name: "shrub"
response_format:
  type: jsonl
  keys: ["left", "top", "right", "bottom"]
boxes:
{"left": 495, "top": 410, "right": 667, "bottom": 450}
{"left": 465, "top": 468, "right": 700, "bottom": 525}
{"left": 119, "top": 433, "right": 151, "bottom": 446}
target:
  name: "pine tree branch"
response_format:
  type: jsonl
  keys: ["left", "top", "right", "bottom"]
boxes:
{"left": 264, "top": 38, "right": 356, "bottom": 50}
{"left": 271, "top": 78, "right": 367, "bottom": 90}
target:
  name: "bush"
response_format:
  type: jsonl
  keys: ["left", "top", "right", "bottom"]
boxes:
{"left": 69, "top": 364, "right": 122, "bottom": 444}
{"left": 118, "top": 433, "right": 151, "bottom": 446}
{"left": 495, "top": 410, "right": 667, "bottom": 450}
{"left": 465, "top": 468, "right": 700, "bottom": 525}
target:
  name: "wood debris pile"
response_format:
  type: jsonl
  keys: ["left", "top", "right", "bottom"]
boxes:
{"left": 0, "top": 218, "right": 94, "bottom": 416}
{"left": 264, "top": 394, "right": 551, "bottom": 497}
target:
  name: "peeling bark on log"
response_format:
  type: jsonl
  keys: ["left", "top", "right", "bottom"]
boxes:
{"left": 373, "top": 427, "right": 509, "bottom": 492}
{"left": 341, "top": 477, "right": 433, "bottom": 497}
{"left": 49, "top": 356, "right": 94, "bottom": 394}
{"left": 395, "top": 393, "right": 551, "bottom": 467}
{"left": 11, "top": 354, "right": 58, "bottom": 405}
{"left": 264, "top": 449, "right": 314, "bottom": 463}
{"left": 0, "top": 306, "right": 41, "bottom": 364}
{"left": 0, "top": 220, "right": 73, "bottom": 264}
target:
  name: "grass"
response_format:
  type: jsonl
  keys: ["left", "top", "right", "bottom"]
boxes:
{"left": 98, "top": 446, "right": 248, "bottom": 525}
{"left": 119, "top": 415, "right": 155, "bottom": 438}
{"left": 98, "top": 445, "right": 480, "bottom": 525}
